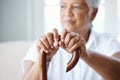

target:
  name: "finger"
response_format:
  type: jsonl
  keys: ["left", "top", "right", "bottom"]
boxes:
{"left": 53, "top": 41, "right": 59, "bottom": 49}
{"left": 40, "top": 36, "right": 50, "bottom": 53}
{"left": 52, "top": 28, "right": 59, "bottom": 41}
{"left": 64, "top": 32, "right": 75, "bottom": 47}
{"left": 69, "top": 38, "right": 85, "bottom": 53}
{"left": 38, "top": 40, "right": 48, "bottom": 53}
{"left": 40, "top": 36, "right": 51, "bottom": 49}
{"left": 45, "top": 33, "right": 54, "bottom": 48}
{"left": 68, "top": 36, "right": 80, "bottom": 49}
{"left": 52, "top": 28, "right": 59, "bottom": 48}
{"left": 61, "top": 29, "right": 67, "bottom": 41}
{"left": 36, "top": 41, "right": 41, "bottom": 52}
{"left": 80, "top": 38, "right": 86, "bottom": 52}
{"left": 59, "top": 40, "right": 65, "bottom": 48}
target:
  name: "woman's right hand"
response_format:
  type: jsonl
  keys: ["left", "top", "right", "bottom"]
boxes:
{"left": 36, "top": 28, "right": 60, "bottom": 62}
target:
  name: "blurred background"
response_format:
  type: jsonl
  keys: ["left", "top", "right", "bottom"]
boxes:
{"left": 0, "top": 0, "right": 120, "bottom": 80}
{"left": 0, "top": 0, "right": 120, "bottom": 42}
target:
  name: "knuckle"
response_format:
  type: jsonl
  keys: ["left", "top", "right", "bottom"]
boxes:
{"left": 72, "top": 38, "right": 77, "bottom": 44}
{"left": 41, "top": 36, "right": 47, "bottom": 41}
{"left": 46, "top": 32, "right": 52, "bottom": 37}
{"left": 66, "top": 33, "right": 72, "bottom": 38}
{"left": 75, "top": 36, "right": 80, "bottom": 41}
{"left": 52, "top": 29, "right": 58, "bottom": 34}
{"left": 38, "top": 40, "right": 42, "bottom": 45}
{"left": 53, "top": 28, "right": 57, "bottom": 32}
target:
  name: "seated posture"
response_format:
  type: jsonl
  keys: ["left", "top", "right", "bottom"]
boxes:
{"left": 22, "top": 0, "right": 120, "bottom": 80}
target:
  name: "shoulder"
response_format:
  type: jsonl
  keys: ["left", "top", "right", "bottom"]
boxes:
{"left": 23, "top": 41, "right": 38, "bottom": 63}
{"left": 92, "top": 30, "right": 120, "bottom": 55}
{"left": 92, "top": 30, "right": 117, "bottom": 44}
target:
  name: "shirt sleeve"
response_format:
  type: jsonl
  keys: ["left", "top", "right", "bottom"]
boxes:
{"left": 21, "top": 41, "right": 38, "bottom": 72}
{"left": 104, "top": 35, "right": 120, "bottom": 56}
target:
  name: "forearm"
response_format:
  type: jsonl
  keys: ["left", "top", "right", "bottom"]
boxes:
{"left": 23, "top": 61, "right": 40, "bottom": 80}
{"left": 81, "top": 50, "right": 120, "bottom": 80}
{"left": 23, "top": 60, "right": 50, "bottom": 80}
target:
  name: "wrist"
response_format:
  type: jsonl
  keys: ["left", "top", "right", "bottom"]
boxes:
{"left": 80, "top": 50, "right": 89, "bottom": 60}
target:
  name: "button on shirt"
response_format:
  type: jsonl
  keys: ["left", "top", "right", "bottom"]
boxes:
{"left": 23, "top": 30, "right": 120, "bottom": 80}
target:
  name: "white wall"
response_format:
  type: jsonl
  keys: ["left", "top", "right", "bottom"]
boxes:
{"left": 0, "top": 0, "right": 27, "bottom": 41}
{"left": 27, "top": 0, "right": 44, "bottom": 40}
{"left": 0, "top": 0, "right": 44, "bottom": 42}
{"left": 104, "top": 0, "right": 119, "bottom": 36}
{"left": 0, "top": 0, "right": 120, "bottom": 42}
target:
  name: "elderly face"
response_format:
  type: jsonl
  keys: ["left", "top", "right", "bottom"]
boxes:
{"left": 60, "top": 0, "right": 92, "bottom": 32}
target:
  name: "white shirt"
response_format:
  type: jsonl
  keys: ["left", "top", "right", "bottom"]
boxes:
{"left": 23, "top": 30, "right": 120, "bottom": 80}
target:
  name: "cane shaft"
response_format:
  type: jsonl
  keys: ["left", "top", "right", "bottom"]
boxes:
{"left": 40, "top": 49, "right": 79, "bottom": 80}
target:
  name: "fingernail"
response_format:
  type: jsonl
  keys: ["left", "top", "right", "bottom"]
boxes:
{"left": 45, "top": 50, "right": 49, "bottom": 53}
{"left": 61, "top": 39, "right": 64, "bottom": 42}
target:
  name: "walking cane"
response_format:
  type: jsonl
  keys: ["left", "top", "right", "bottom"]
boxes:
{"left": 40, "top": 48, "right": 80, "bottom": 80}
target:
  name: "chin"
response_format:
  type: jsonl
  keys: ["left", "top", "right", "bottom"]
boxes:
{"left": 64, "top": 27, "right": 77, "bottom": 32}
{"left": 62, "top": 23, "right": 78, "bottom": 32}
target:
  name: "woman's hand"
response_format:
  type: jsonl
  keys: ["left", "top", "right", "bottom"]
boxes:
{"left": 59, "top": 29, "right": 87, "bottom": 58}
{"left": 36, "top": 28, "right": 60, "bottom": 62}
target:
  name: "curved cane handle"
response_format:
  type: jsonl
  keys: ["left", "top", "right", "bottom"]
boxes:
{"left": 66, "top": 48, "right": 80, "bottom": 72}
{"left": 40, "top": 48, "right": 80, "bottom": 80}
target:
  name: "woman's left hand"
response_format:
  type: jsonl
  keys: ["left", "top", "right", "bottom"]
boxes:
{"left": 59, "top": 29, "right": 87, "bottom": 58}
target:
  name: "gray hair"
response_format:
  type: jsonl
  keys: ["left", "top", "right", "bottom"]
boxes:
{"left": 85, "top": 0, "right": 100, "bottom": 9}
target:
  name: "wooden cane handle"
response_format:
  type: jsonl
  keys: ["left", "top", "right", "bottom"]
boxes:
{"left": 40, "top": 48, "right": 80, "bottom": 80}
{"left": 66, "top": 48, "right": 80, "bottom": 72}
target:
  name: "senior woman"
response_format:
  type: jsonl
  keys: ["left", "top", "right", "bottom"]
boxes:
{"left": 23, "top": 0, "right": 120, "bottom": 80}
